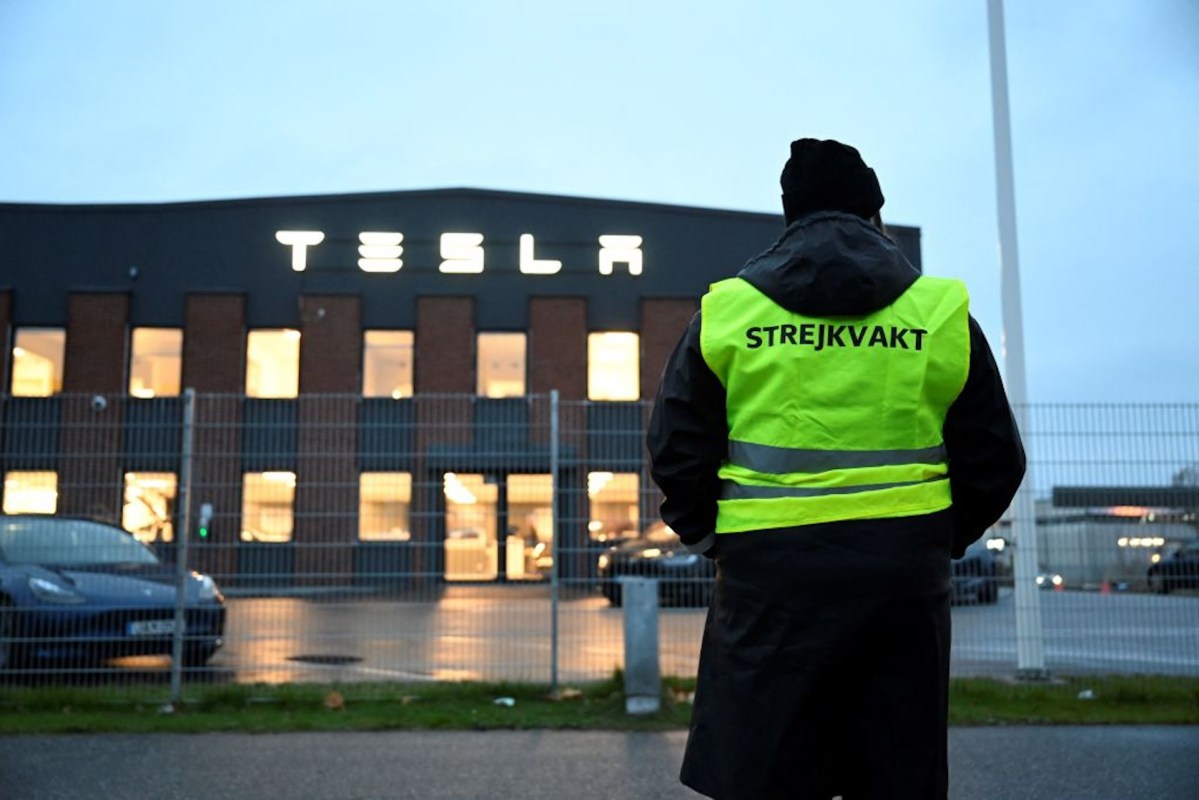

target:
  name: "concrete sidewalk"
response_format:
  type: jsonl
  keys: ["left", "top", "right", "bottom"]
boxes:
{"left": 3, "top": 726, "right": 1197, "bottom": 799}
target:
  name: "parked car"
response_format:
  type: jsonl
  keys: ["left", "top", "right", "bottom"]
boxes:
{"left": 596, "top": 523, "right": 714, "bottom": 607}
{"left": 1147, "top": 540, "right": 1199, "bottom": 594}
{"left": 951, "top": 541, "right": 1000, "bottom": 604}
{"left": 0, "top": 515, "right": 226, "bottom": 671}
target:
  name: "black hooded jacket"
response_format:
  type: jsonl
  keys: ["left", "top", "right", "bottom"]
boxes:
{"left": 648, "top": 211, "right": 1026, "bottom": 564}
{"left": 648, "top": 211, "right": 1025, "bottom": 799}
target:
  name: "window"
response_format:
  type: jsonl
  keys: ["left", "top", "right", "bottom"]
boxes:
{"left": 588, "top": 332, "right": 639, "bottom": 400}
{"left": 246, "top": 329, "right": 300, "bottom": 398}
{"left": 123, "top": 472, "right": 177, "bottom": 543}
{"left": 506, "top": 474, "right": 553, "bottom": 580}
{"left": 359, "top": 472, "right": 412, "bottom": 541}
{"left": 477, "top": 332, "right": 526, "bottom": 398}
{"left": 11, "top": 328, "right": 65, "bottom": 397}
{"left": 363, "top": 331, "right": 414, "bottom": 398}
{"left": 588, "top": 472, "right": 639, "bottom": 542}
{"left": 241, "top": 472, "right": 296, "bottom": 543}
{"left": 2, "top": 471, "right": 58, "bottom": 514}
{"left": 443, "top": 472, "right": 498, "bottom": 581}
{"left": 129, "top": 328, "right": 183, "bottom": 398}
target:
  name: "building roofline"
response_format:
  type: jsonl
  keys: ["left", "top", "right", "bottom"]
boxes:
{"left": 0, "top": 186, "right": 917, "bottom": 231}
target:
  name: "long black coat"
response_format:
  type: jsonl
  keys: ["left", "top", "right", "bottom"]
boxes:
{"left": 647, "top": 212, "right": 1025, "bottom": 799}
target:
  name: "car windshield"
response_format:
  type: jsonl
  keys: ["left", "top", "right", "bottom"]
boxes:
{"left": 0, "top": 517, "right": 160, "bottom": 566}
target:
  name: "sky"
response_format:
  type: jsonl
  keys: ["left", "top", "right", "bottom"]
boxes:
{"left": 0, "top": 0, "right": 1196, "bottom": 404}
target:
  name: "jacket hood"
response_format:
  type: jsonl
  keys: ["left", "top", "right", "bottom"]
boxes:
{"left": 737, "top": 211, "right": 919, "bottom": 316}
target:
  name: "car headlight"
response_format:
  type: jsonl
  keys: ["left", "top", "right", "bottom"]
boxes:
{"left": 28, "top": 576, "right": 87, "bottom": 604}
{"left": 193, "top": 572, "right": 223, "bottom": 602}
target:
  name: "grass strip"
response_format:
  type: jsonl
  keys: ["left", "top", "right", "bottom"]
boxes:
{"left": 0, "top": 675, "right": 1196, "bottom": 734}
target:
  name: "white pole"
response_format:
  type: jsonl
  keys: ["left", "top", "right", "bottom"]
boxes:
{"left": 987, "top": 0, "right": 1046, "bottom": 678}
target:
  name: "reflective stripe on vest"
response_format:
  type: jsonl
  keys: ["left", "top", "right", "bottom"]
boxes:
{"left": 700, "top": 275, "right": 971, "bottom": 533}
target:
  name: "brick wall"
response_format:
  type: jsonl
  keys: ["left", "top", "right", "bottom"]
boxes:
{"left": 529, "top": 297, "right": 587, "bottom": 398}
{"left": 295, "top": 295, "right": 361, "bottom": 583}
{"left": 183, "top": 294, "right": 247, "bottom": 393}
{"left": 184, "top": 294, "right": 247, "bottom": 579}
{"left": 639, "top": 298, "right": 697, "bottom": 400}
{"left": 58, "top": 293, "right": 130, "bottom": 522}
{"left": 412, "top": 297, "right": 475, "bottom": 578}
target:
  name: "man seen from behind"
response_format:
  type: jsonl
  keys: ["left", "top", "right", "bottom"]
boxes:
{"left": 647, "top": 138, "right": 1026, "bottom": 799}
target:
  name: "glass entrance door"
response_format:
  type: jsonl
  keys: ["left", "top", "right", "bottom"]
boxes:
{"left": 442, "top": 472, "right": 553, "bottom": 582}
{"left": 505, "top": 474, "right": 553, "bottom": 581}
{"left": 443, "top": 473, "right": 498, "bottom": 581}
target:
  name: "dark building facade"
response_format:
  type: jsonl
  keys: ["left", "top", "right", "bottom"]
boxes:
{"left": 0, "top": 189, "right": 921, "bottom": 587}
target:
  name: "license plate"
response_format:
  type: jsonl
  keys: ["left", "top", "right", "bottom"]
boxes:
{"left": 127, "top": 619, "right": 178, "bottom": 636}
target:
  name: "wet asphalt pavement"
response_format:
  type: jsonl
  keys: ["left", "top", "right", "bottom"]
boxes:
{"left": 3, "top": 726, "right": 1197, "bottom": 799}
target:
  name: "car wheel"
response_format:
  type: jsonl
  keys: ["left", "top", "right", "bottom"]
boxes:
{"left": 607, "top": 584, "right": 623, "bottom": 608}
{"left": 181, "top": 645, "right": 217, "bottom": 668}
{"left": 0, "top": 600, "right": 15, "bottom": 670}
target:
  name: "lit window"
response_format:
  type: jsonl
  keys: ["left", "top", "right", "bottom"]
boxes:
{"left": 506, "top": 474, "right": 553, "bottom": 580}
{"left": 477, "top": 333, "right": 526, "bottom": 398}
{"left": 129, "top": 328, "right": 182, "bottom": 398}
{"left": 2, "top": 471, "right": 58, "bottom": 514}
{"left": 241, "top": 472, "right": 296, "bottom": 543}
{"left": 588, "top": 332, "right": 639, "bottom": 400}
{"left": 443, "top": 472, "right": 498, "bottom": 581}
{"left": 359, "top": 472, "right": 412, "bottom": 541}
{"left": 11, "top": 328, "right": 65, "bottom": 397}
{"left": 587, "top": 472, "right": 639, "bottom": 542}
{"left": 246, "top": 330, "right": 300, "bottom": 398}
{"left": 363, "top": 331, "right": 414, "bottom": 398}
{"left": 123, "top": 472, "right": 177, "bottom": 543}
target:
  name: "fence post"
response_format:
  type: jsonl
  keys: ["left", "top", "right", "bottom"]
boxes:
{"left": 169, "top": 388, "right": 197, "bottom": 706}
{"left": 622, "top": 577, "right": 661, "bottom": 714}
{"left": 549, "top": 390, "right": 560, "bottom": 691}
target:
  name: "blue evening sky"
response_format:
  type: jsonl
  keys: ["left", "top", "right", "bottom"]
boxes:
{"left": 1, "top": 0, "right": 1195, "bottom": 403}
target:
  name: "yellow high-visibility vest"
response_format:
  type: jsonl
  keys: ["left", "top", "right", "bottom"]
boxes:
{"left": 700, "top": 275, "right": 971, "bottom": 533}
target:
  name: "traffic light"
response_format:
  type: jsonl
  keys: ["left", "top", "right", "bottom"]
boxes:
{"left": 198, "top": 503, "right": 213, "bottom": 539}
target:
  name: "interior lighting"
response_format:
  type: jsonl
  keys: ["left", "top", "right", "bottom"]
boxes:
{"left": 588, "top": 471, "right": 615, "bottom": 497}
{"left": 262, "top": 472, "right": 296, "bottom": 487}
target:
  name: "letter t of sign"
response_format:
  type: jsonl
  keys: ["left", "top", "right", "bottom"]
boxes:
{"left": 598, "top": 236, "right": 643, "bottom": 276}
{"left": 275, "top": 231, "right": 326, "bottom": 272}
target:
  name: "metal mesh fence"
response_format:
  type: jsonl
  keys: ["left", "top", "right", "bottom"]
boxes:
{"left": 0, "top": 394, "right": 1196, "bottom": 696}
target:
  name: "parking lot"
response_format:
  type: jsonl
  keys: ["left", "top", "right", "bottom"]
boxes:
{"left": 148, "top": 585, "right": 1199, "bottom": 685}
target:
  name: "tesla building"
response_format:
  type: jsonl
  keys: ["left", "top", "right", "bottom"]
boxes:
{"left": 0, "top": 188, "right": 922, "bottom": 586}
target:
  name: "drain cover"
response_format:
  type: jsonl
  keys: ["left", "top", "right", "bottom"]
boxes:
{"left": 287, "top": 654, "right": 363, "bottom": 666}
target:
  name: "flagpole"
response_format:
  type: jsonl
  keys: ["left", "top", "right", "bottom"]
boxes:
{"left": 987, "top": 0, "right": 1046, "bottom": 678}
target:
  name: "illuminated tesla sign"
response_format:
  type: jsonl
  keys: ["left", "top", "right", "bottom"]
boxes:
{"left": 275, "top": 230, "right": 643, "bottom": 276}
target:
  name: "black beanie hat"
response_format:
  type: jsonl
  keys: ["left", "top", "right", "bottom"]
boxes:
{"left": 780, "top": 138, "right": 885, "bottom": 224}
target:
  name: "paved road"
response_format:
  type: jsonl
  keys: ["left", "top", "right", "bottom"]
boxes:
{"left": 3, "top": 727, "right": 1197, "bottom": 799}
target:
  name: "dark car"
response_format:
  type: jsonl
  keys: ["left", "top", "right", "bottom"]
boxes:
{"left": 597, "top": 523, "right": 715, "bottom": 607}
{"left": 0, "top": 515, "right": 226, "bottom": 671}
{"left": 1148, "top": 540, "right": 1199, "bottom": 594}
{"left": 951, "top": 541, "right": 1000, "bottom": 604}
